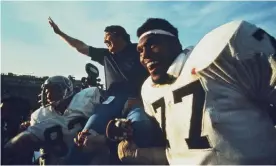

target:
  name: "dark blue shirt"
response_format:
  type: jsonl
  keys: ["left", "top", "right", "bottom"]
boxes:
{"left": 88, "top": 44, "right": 149, "bottom": 98}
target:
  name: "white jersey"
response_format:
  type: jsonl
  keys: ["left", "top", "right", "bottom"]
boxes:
{"left": 141, "top": 20, "right": 276, "bottom": 165}
{"left": 27, "top": 87, "right": 102, "bottom": 163}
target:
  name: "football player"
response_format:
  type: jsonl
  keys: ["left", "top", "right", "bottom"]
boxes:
{"left": 3, "top": 75, "right": 104, "bottom": 165}
{"left": 65, "top": 91, "right": 165, "bottom": 165}
{"left": 117, "top": 18, "right": 276, "bottom": 164}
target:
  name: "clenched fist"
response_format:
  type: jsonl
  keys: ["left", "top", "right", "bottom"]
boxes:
{"left": 118, "top": 140, "right": 138, "bottom": 163}
{"left": 118, "top": 140, "right": 168, "bottom": 165}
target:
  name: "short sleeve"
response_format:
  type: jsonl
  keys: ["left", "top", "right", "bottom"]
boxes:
{"left": 88, "top": 46, "right": 109, "bottom": 65}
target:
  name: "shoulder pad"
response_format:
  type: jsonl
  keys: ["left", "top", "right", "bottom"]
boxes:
{"left": 185, "top": 20, "right": 250, "bottom": 73}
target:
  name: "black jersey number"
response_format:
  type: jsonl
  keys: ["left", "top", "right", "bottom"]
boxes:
{"left": 151, "top": 80, "right": 211, "bottom": 149}
{"left": 43, "top": 117, "right": 87, "bottom": 157}
{"left": 152, "top": 97, "right": 169, "bottom": 147}
{"left": 252, "top": 28, "right": 276, "bottom": 51}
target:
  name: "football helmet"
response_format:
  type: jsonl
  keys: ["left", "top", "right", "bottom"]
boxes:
{"left": 40, "top": 76, "right": 74, "bottom": 107}
{"left": 106, "top": 118, "right": 133, "bottom": 142}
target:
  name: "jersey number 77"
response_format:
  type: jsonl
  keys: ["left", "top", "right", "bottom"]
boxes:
{"left": 152, "top": 80, "right": 210, "bottom": 149}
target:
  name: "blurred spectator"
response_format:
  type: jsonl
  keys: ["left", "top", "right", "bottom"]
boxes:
{"left": 1, "top": 96, "right": 32, "bottom": 145}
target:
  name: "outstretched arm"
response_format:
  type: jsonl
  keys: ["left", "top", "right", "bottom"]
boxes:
{"left": 48, "top": 17, "right": 89, "bottom": 55}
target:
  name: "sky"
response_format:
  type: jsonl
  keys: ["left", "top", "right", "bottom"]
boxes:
{"left": 1, "top": 1, "right": 276, "bottom": 84}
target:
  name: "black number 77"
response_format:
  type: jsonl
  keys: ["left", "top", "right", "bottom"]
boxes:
{"left": 152, "top": 80, "right": 211, "bottom": 149}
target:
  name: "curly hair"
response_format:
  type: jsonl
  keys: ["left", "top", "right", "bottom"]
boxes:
{"left": 137, "top": 18, "right": 179, "bottom": 38}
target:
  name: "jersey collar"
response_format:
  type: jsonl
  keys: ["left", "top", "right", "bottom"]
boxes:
{"left": 167, "top": 47, "right": 193, "bottom": 78}
{"left": 149, "top": 47, "right": 193, "bottom": 87}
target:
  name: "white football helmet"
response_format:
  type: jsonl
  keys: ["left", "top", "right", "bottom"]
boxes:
{"left": 40, "top": 76, "right": 74, "bottom": 107}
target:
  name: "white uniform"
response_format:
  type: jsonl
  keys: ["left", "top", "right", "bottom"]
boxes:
{"left": 27, "top": 87, "right": 102, "bottom": 164}
{"left": 141, "top": 20, "right": 276, "bottom": 165}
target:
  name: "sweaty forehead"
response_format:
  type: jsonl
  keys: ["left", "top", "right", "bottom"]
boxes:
{"left": 137, "top": 34, "right": 154, "bottom": 47}
{"left": 137, "top": 34, "right": 165, "bottom": 48}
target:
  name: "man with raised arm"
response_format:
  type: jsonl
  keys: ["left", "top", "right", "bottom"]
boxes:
{"left": 48, "top": 18, "right": 156, "bottom": 165}
{"left": 48, "top": 17, "right": 148, "bottom": 97}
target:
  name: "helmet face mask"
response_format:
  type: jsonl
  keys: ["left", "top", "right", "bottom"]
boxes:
{"left": 40, "top": 76, "right": 74, "bottom": 108}
{"left": 42, "top": 84, "right": 63, "bottom": 105}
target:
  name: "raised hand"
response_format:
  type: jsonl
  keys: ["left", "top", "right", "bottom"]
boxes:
{"left": 48, "top": 17, "right": 61, "bottom": 34}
